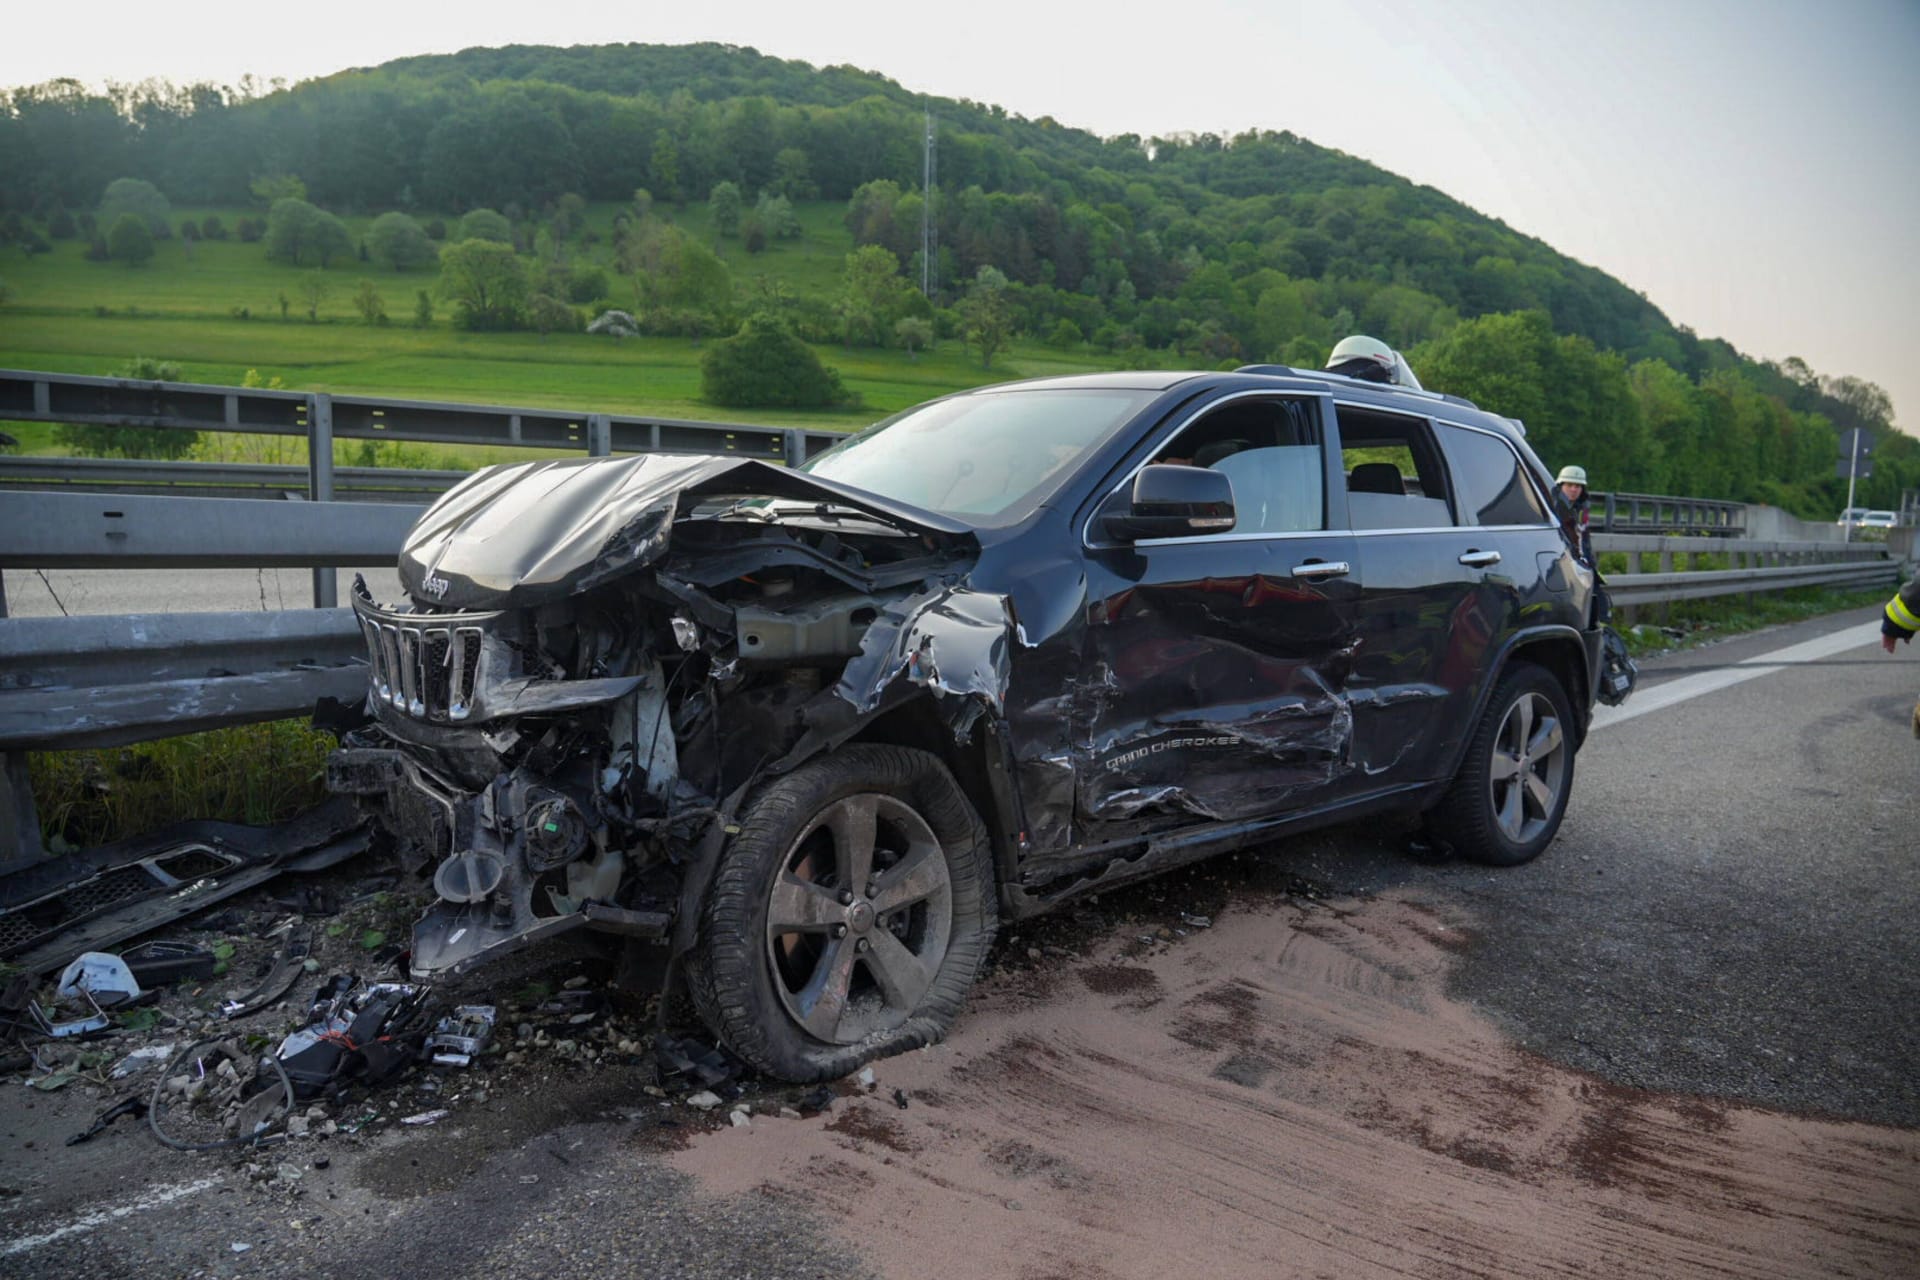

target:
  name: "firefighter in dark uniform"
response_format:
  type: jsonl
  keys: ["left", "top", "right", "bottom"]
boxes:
{"left": 1880, "top": 574, "right": 1920, "bottom": 736}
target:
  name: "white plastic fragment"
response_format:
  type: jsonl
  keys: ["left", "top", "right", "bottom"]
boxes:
{"left": 400, "top": 1109, "right": 449, "bottom": 1126}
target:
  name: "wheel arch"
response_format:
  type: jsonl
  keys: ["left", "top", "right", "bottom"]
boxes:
{"left": 1437, "top": 625, "right": 1592, "bottom": 787}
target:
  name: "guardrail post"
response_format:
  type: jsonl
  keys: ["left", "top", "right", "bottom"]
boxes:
{"left": 783, "top": 428, "right": 806, "bottom": 469}
{"left": 0, "top": 582, "right": 43, "bottom": 860}
{"left": 587, "top": 413, "right": 612, "bottom": 457}
{"left": 308, "top": 392, "right": 337, "bottom": 608}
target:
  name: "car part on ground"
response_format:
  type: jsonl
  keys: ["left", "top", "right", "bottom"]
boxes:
{"left": 1, "top": 799, "right": 368, "bottom": 975}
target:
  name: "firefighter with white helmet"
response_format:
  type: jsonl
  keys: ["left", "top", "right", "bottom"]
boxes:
{"left": 1325, "top": 335, "right": 1424, "bottom": 390}
{"left": 1554, "top": 464, "right": 1594, "bottom": 568}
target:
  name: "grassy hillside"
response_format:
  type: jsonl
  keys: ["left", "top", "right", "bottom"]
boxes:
{"left": 0, "top": 199, "right": 1124, "bottom": 438}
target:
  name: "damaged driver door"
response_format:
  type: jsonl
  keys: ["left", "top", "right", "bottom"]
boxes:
{"left": 1077, "top": 392, "right": 1363, "bottom": 833}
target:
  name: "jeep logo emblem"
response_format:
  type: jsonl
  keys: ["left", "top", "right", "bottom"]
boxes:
{"left": 423, "top": 574, "right": 450, "bottom": 598}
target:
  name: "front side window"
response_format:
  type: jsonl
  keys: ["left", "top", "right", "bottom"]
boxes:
{"left": 1149, "top": 397, "right": 1325, "bottom": 534}
{"left": 1438, "top": 424, "right": 1550, "bottom": 526}
{"left": 802, "top": 388, "right": 1156, "bottom": 526}
{"left": 1334, "top": 405, "right": 1454, "bottom": 530}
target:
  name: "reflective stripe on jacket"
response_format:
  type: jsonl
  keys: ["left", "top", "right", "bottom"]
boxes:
{"left": 1888, "top": 576, "right": 1920, "bottom": 636}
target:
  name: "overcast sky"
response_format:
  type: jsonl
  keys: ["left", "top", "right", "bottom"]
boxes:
{"left": 7, "top": 0, "right": 1916, "bottom": 433}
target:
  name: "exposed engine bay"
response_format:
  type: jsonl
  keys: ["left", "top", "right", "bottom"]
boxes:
{"left": 326, "top": 454, "right": 1012, "bottom": 979}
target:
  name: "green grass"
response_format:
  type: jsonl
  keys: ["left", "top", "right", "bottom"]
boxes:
{"left": 0, "top": 200, "right": 1123, "bottom": 439}
{"left": 29, "top": 719, "right": 335, "bottom": 850}
{"left": 1618, "top": 585, "right": 1890, "bottom": 656}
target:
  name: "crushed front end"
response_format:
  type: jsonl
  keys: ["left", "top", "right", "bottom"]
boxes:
{"left": 325, "top": 453, "right": 993, "bottom": 980}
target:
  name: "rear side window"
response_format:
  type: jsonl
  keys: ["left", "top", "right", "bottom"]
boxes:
{"left": 1438, "top": 424, "right": 1550, "bottom": 526}
{"left": 1334, "top": 405, "right": 1454, "bottom": 530}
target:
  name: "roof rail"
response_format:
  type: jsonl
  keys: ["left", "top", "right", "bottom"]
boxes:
{"left": 1234, "top": 364, "right": 1482, "bottom": 412}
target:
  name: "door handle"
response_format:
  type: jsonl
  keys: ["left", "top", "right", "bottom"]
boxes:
{"left": 1291, "top": 560, "right": 1351, "bottom": 580}
{"left": 1458, "top": 549, "right": 1502, "bottom": 568}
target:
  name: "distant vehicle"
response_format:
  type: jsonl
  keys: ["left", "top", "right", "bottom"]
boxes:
{"left": 1838, "top": 508, "right": 1898, "bottom": 529}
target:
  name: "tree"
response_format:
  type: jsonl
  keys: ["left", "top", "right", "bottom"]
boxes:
{"left": 438, "top": 238, "right": 529, "bottom": 330}
{"left": 54, "top": 357, "right": 198, "bottom": 458}
{"left": 528, "top": 292, "right": 578, "bottom": 336}
{"left": 199, "top": 214, "right": 227, "bottom": 240}
{"left": 47, "top": 209, "right": 76, "bottom": 240}
{"left": 352, "top": 279, "right": 386, "bottom": 325}
{"left": 756, "top": 192, "right": 801, "bottom": 240}
{"left": 301, "top": 273, "right": 330, "bottom": 322}
{"left": 839, "top": 245, "right": 909, "bottom": 347}
{"left": 709, "top": 181, "right": 743, "bottom": 237}
{"left": 960, "top": 266, "right": 1014, "bottom": 369}
{"left": 771, "top": 147, "right": 816, "bottom": 200}
{"left": 367, "top": 211, "right": 438, "bottom": 271}
{"left": 894, "top": 316, "right": 933, "bottom": 361}
{"left": 267, "top": 198, "right": 352, "bottom": 267}
{"left": 458, "top": 208, "right": 512, "bottom": 244}
{"left": 106, "top": 213, "right": 154, "bottom": 266}
{"left": 250, "top": 173, "right": 307, "bottom": 204}
{"left": 414, "top": 289, "right": 434, "bottom": 329}
{"left": 97, "top": 178, "right": 171, "bottom": 237}
{"left": 701, "top": 313, "right": 851, "bottom": 409}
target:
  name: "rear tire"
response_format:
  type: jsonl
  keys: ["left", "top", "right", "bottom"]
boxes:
{"left": 685, "top": 744, "right": 996, "bottom": 1082}
{"left": 1429, "top": 663, "right": 1575, "bottom": 867}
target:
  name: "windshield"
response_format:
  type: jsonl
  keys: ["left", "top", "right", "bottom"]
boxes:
{"left": 799, "top": 388, "right": 1157, "bottom": 527}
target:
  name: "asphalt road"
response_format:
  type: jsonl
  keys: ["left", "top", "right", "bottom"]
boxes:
{"left": 2, "top": 603, "right": 1915, "bottom": 1276}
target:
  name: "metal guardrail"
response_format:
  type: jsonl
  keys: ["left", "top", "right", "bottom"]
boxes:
{"left": 1594, "top": 534, "right": 1901, "bottom": 608}
{"left": 0, "top": 369, "right": 1904, "bottom": 858}
{"left": 1592, "top": 491, "right": 1745, "bottom": 535}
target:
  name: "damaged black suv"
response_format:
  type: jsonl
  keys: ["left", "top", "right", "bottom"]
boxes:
{"left": 329, "top": 366, "right": 1613, "bottom": 1081}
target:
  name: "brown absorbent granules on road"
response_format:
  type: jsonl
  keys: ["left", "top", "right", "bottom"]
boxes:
{"left": 673, "top": 892, "right": 1920, "bottom": 1279}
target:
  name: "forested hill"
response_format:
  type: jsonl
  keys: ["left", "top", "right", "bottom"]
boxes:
{"left": 0, "top": 41, "right": 1909, "bottom": 508}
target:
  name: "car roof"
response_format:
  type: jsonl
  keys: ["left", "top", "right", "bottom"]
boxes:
{"left": 961, "top": 369, "right": 1525, "bottom": 440}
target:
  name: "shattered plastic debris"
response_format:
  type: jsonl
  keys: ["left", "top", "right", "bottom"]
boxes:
{"left": 222, "top": 926, "right": 314, "bottom": 1019}
{"left": 400, "top": 1109, "right": 449, "bottom": 1126}
{"left": 56, "top": 952, "right": 142, "bottom": 1008}
{"left": 425, "top": 1005, "right": 496, "bottom": 1067}
{"left": 66, "top": 1095, "right": 149, "bottom": 1146}
{"left": 653, "top": 1033, "right": 740, "bottom": 1089}
{"left": 111, "top": 1042, "right": 180, "bottom": 1078}
{"left": 118, "top": 940, "right": 218, "bottom": 987}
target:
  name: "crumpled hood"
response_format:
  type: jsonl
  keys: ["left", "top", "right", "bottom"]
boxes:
{"left": 398, "top": 453, "right": 974, "bottom": 611}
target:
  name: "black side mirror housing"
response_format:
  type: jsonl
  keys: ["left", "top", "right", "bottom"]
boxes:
{"left": 1101, "top": 464, "right": 1237, "bottom": 542}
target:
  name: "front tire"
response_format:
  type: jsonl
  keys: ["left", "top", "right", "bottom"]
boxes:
{"left": 686, "top": 744, "right": 997, "bottom": 1082}
{"left": 1429, "top": 663, "right": 1575, "bottom": 867}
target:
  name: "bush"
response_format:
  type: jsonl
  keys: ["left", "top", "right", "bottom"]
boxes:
{"left": 1047, "top": 318, "right": 1084, "bottom": 349}
{"left": 701, "top": 313, "right": 853, "bottom": 409}
{"left": 97, "top": 178, "right": 171, "bottom": 236}
{"left": 47, "top": 208, "right": 76, "bottom": 240}
{"left": 200, "top": 215, "right": 228, "bottom": 240}
{"left": 235, "top": 216, "right": 265, "bottom": 243}
{"left": 77, "top": 212, "right": 96, "bottom": 237}
{"left": 267, "top": 198, "right": 352, "bottom": 267}
{"left": 423, "top": 218, "right": 447, "bottom": 241}
{"left": 54, "top": 357, "right": 199, "bottom": 457}
{"left": 565, "top": 264, "right": 609, "bottom": 304}
{"left": 179, "top": 219, "right": 200, "bottom": 242}
{"left": 438, "top": 238, "right": 528, "bottom": 331}
{"left": 528, "top": 292, "right": 581, "bottom": 335}
{"left": 106, "top": 214, "right": 154, "bottom": 266}
{"left": 458, "top": 208, "right": 511, "bottom": 244}
{"left": 367, "top": 211, "right": 438, "bottom": 271}
{"left": 17, "top": 229, "right": 51, "bottom": 257}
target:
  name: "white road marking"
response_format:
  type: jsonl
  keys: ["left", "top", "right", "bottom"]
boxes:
{"left": 1590, "top": 623, "right": 1883, "bottom": 731}
{"left": 0, "top": 1174, "right": 224, "bottom": 1257}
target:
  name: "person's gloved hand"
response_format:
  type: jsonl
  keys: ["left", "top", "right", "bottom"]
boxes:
{"left": 1883, "top": 615, "right": 1914, "bottom": 654}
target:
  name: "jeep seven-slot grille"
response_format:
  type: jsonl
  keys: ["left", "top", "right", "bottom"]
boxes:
{"left": 361, "top": 618, "right": 485, "bottom": 721}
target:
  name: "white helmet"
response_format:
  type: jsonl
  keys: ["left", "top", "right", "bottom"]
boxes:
{"left": 1556, "top": 465, "right": 1588, "bottom": 488}
{"left": 1326, "top": 335, "right": 1395, "bottom": 381}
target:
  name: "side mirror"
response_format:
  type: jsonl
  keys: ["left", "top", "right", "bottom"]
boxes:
{"left": 1101, "top": 464, "right": 1236, "bottom": 542}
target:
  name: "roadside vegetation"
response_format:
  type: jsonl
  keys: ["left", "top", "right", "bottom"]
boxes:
{"left": 1, "top": 43, "right": 1911, "bottom": 848}
{"left": 1617, "top": 585, "right": 1893, "bottom": 657}
{"left": 1, "top": 42, "right": 1911, "bottom": 511}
